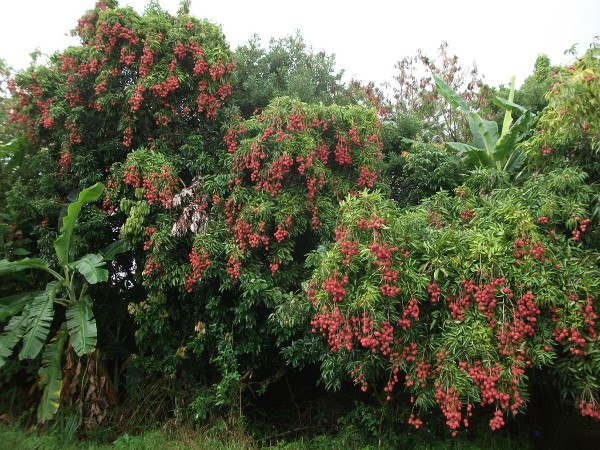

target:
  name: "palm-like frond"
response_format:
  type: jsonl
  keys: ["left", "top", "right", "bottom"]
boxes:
{"left": 66, "top": 295, "right": 97, "bottom": 356}
{"left": 54, "top": 182, "right": 104, "bottom": 266}
{"left": 0, "top": 307, "right": 31, "bottom": 367}
{"left": 19, "top": 283, "right": 58, "bottom": 360}
{"left": 37, "top": 329, "right": 67, "bottom": 421}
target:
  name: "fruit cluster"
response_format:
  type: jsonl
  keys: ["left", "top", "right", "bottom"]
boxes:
{"left": 184, "top": 248, "right": 211, "bottom": 292}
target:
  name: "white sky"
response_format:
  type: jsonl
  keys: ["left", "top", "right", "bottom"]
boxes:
{"left": 0, "top": 0, "right": 598, "bottom": 88}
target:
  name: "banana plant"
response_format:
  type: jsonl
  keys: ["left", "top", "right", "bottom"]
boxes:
{"left": 0, "top": 182, "right": 128, "bottom": 421}
{"left": 432, "top": 73, "right": 536, "bottom": 177}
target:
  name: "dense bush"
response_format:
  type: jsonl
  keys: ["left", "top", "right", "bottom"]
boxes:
{"left": 523, "top": 42, "right": 600, "bottom": 185}
{"left": 106, "top": 97, "right": 385, "bottom": 418}
{"left": 307, "top": 168, "right": 599, "bottom": 434}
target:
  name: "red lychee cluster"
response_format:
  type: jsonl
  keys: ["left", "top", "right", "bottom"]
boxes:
{"left": 322, "top": 272, "right": 349, "bottom": 303}
{"left": 184, "top": 248, "right": 211, "bottom": 292}
{"left": 398, "top": 298, "right": 419, "bottom": 330}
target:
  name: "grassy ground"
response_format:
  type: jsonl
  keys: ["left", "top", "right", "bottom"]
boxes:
{"left": 0, "top": 419, "right": 533, "bottom": 450}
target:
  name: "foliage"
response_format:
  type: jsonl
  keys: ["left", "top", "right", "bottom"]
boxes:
{"left": 433, "top": 73, "right": 536, "bottom": 177}
{"left": 522, "top": 41, "right": 600, "bottom": 191}
{"left": 3, "top": 0, "right": 234, "bottom": 238}
{"left": 0, "top": 0, "right": 241, "bottom": 414}
{"left": 1, "top": 0, "right": 235, "bottom": 423}
{"left": 514, "top": 55, "right": 554, "bottom": 115}
{"left": 105, "top": 96, "right": 385, "bottom": 412}
{"left": 0, "top": 421, "right": 254, "bottom": 449}
{"left": 306, "top": 169, "right": 600, "bottom": 435}
{"left": 232, "top": 33, "right": 350, "bottom": 118}
{"left": 0, "top": 183, "right": 127, "bottom": 421}
{"left": 385, "top": 141, "right": 465, "bottom": 207}
{"left": 0, "top": 418, "right": 540, "bottom": 449}
{"left": 2, "top": 0, "right": 600, "bottom": 442}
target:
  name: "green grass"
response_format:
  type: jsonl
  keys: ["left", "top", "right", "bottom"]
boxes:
{"left": 0, "top": 422, "right": 252, "bottom": 450}
{"left": 0, "top": 420, "right": 532, "bottom": 450}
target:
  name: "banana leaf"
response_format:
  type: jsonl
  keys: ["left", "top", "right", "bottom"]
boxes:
{"left": 54, "top": 182, "right": 104, "bottom": 267}
{"left": 66, "top": 295, "right": 97, "bottom": 356}
{"left": 446, "top": 142, "right": 494, "bottom": 168}
{"left": 432, "top": 73, "right": 470, "bottom": 114}
{"left": 495, "top": 111, "right": 536, "bottom": 163}
{"left": 432, "top": 73, "right": 498, "bottom": 154}
{"left": 0, "top": 137, "right": 32, "bottom": 170}
{"left": 37, "top": 329, "right": 67, "bottom": 421}
{"left": 71, "top": 253, "right": 108, "bottom": 284}
{"left": 494, "top": 95, "right": 528, "bottom": 117}
{"left": 19, "top": 283, "right": 59, "bottom": 360}
{"left": 503, "top": 149, "right": 526, "bottom": 179}
{"left": 468, "top": 111, "right": 499, "bottom": 155}
{"left": 102, "top": 239, "right": 129, "bottom": 260}
{"left": 500, "top": 76, "right": 516, "bottom": 136}
{"left": 0, "top": 258, "right": 48, "bottom": 276}
{"left": 0, "top": 306, "right": 31, "bottom": 367}
{"left": 0, "top": 291, "right": 38, "bottom": 321}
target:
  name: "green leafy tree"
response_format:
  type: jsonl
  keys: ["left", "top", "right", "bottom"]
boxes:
{"left": 514, "top": 54, "right": 554, "bottom": 115}
{"left": 105, "top": 97, "right": 385, "bottom": 414}
{"left": 306, "top": 169, "right": 600, "bottom": 434}
{"left": 232, "top": 33, "right": 350, "bottom": 118}
{"left": 1, "top": 0, "right": 235, "bottom": 421}
{"left": 523, "top": 42, "right": 600, "bottom": 181}
{"left": 522, "top": 41, "right": 600, "bottom": 231}
{"left": 386, "top": 142, "right": 465, "bottom": 207}
{"left": 302, "top": 45, "right": 600, "bottom": 434}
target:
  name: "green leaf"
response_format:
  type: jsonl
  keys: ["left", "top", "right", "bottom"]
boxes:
{"left": 0, "top": 137, "right": 32, "bottom": 170}
{"left": 0, "top": 291, "right": 39, "bottom": 322}
{"left": 37, "top": 329, "right": 67, "bottom": 422}
{"left": 446, "top": 142, "right": 494, "bottom": 168}
{"left": 102, "top": 239, "right": 129, "bottom": 261}
{"left": 468, "top": 112, "right": 499, "bottom": 155}
{"left": 0, "top": 258, "right": 48, "bottom": 276}
{"left": 0, "top": 307, "right": 31, "bottom": 367}
{"left": 12, "top": 248, "right": 31, "bottom": 256}
{"left": 493, "top": 95, "right": 528, "bottom": 117}
{"left": 503, "top": 149, "right": 526, "bottom": 178}
{"left": 495, "top": 111, "right": 536, "bottom": 163}
{"left": 0, "top": 259, "right": 14, "bottom": 276}
{"left": 19, "top": 283, "right": 58, "bottom": 360}
{"left": 13, "top": 257, "right": 49, "bottom": 269}
{"left": 432, "top": 73, "right": 498, "bottom": 154}
{"left": 54, "top": 182, "right": 104, "bottom": 267}
{"left": 500, "top": 76, "right": 516, "bottom": 137}
{"left": 432, "top": 73, "right": 470, "bottom": 114}
{"left": 66, "top": 295, "right": 97, "bottom": 356}
{"left": 72, "top": 254, "right": 108, "bottom": 284}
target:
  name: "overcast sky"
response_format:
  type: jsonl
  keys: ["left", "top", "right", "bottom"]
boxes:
{"left": 0, "top": 0, "right": 598, "bottom": 88}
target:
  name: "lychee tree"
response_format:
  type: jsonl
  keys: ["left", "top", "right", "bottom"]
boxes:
{"left": 522, "top": 41, "right": 600, "bottom": 209}
{"left": 301, "top": 43, "right": 600, "bottom": 434}
{"left": 1, "top": 0, "right": 235, "bottom": 418}
{"left": 305, "top": 166, "right": 600, "bottom": 435}
{"left": 109, "top": 97, "right": 386, "bottom": 404}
